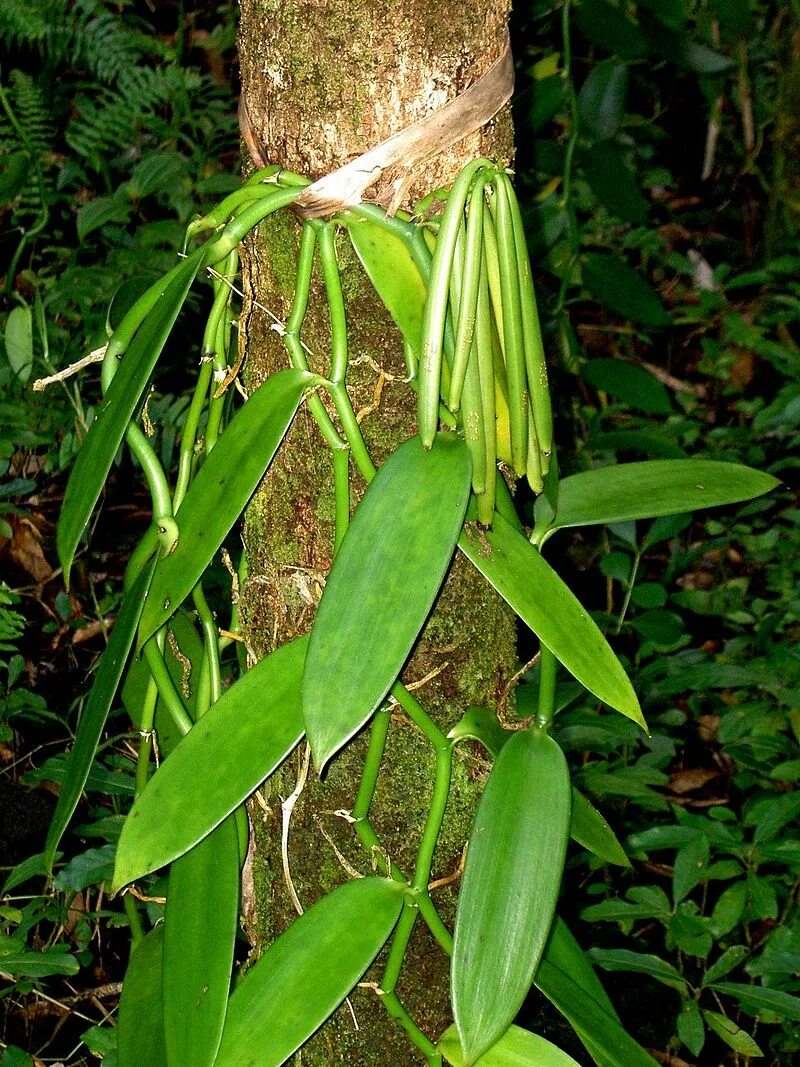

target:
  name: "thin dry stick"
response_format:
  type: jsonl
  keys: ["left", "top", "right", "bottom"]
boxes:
{"left": 281, "top": 744, "right": 311, "bottom": 916}
{"left": 32, "top": 346, "right": 107, "bottom": 391}
{"left": 313, "top": 814, "right": 364, "bottom": 880}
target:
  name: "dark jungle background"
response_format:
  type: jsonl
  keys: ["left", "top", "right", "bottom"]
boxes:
{"left": 0, "top": 1, "right": 798, "bottom": 1064}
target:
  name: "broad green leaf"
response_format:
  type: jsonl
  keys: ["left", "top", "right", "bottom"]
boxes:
{"left": 708, "top": 982, "right": 800, "bottom": 1022}
{"left": 570, "top": 789, "right": 630, "bottom": 867}
{"left": 214, "top": 877, "right": 404, "bottom": 1067}
{"left": 303, "top": 434, "right": 471, "bottom": 770}
{"left": 582, "top": 144, "right": 649, "bottom": 226}
{"left": 2, "top": 851, "right": 55, "bottom": 894}
{"left": 589, "top": 948, "right": 688, "bottom": 990}
{"left": 138, "top": 368, "right": 314, "bottom": 645}
{"left": 448, "top": 714, "right": 628, "bottom": 866}
{"left": 452, "top": 729, "right": 571, "bottom": 1065}
{"left": 57, "top": 251, "right": 202, "bottom": 581}
{"left": 0, "top": 939, "right": 79, "bottom": 979}
{"left": 163, "top": 817, "right": 240, "bottom": 1067}
{"left": 44, "top": 560, "right": 156, "bottom": 874}
{"left": 0, "top": 1046, "right": 33, "bottom": 1067}
{"left": 117, "top": 927, "right": 167, "bottom": 1067}
{"left": 0, "top": 150, "right": 29, "bottom": 201}
{"left": 113, "top": 637, "right": 306, "bottom": 890}
{"left": 702, "top": 1010, "right": 763, "bottom": 1056}
{"left": 712, "top": 0, "right": 752, "bottom": 39}
{"left": 573, "top": 0, "right": 650, "bottom": 60}
{"left": 676, "top": 1001, "right": 705, "bottom": 1057}
{"left": 578, "top": 61, "right": 628, "bottom": 142}
{"left": 460, "top": 513, "right": 644, "bottom": 727}
{"left": 542, "top": 918, "right": 619, "bottom": 1022}
{"left": 701, "top": 945, "right": 749, "bottom": 986}
{"left": 535, "top": 460, "right": 780, "bottom": 536}
{"left": 534, "top": 961, "right": 659, "bottom": 1067}
{"left": 4, "top": 304, "right": 33, "bottom": 384}
{"left": 589, "top": 429, "right": 686, "bottom": 460}
{"left": 439, "top": 1023, "right": 581, "bottom": 1066}
{"left": 582, "top": 358, "right": 670, "bottom": 414}
{"left": 583, "top": 254, "right": 671, "bottom": 328}
{"left": 77, "top": 193, "right": 133, "bottom": 241}
{"left": 53, "top": 843, "right": 115, "bottom": 891}
{"left": 672, "top": 833, "right": 710, "bottom": 903}
{"left": 346, "top": 217, "right": 427, "bottom": 356}
{"left": 637, "top": 0, "right": 687, "bottom": 29}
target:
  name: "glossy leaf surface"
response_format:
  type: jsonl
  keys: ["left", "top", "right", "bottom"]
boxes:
{"left": 452, "top": 728, "right": 571, "bottom": 1064}
{"left": 460, "top": 513, "right": 644, "bottom": 727}
{"left": 449, "top": 713, "right": 628, "bottom": 866}
{"left": 439, "top": 1023, "right": 581, "bottom": 1066}
{"left": 570, "top": 788, "right": 630, "bottom": 867}
{"left": 113, "top": 637, "right": 306, "bottom": 889}
{"left": 582, "top": 253, "right": 671, "bottom": 327}
{"left": 541, "top": 918, "right": 618, "bottom": 1021}
{"left": 214, "top": 877, "right": 404, "bottom": 1067}
{"left": 44, "top": 561, "right": 156, "bottom": 873}
{"left": 163, "top": 816, "right": 240, "bottom": 1067}
{"left": 535, "top": 460, "right": 780, "bottom": 535}
{"left": 57, "top": 252, "right": 201, "bottom": 581}
{"left": 139, "top": 368, "right": 314, "bottom": 644}
{"left": 346, "top": 217, "right": 427, "bottom": 355}
{"left": 303, "top": 434, "right": 471, "bottom": 770}
{"left": 708, "top": 982, "right": 800, "bottom": 1022}
{"left": 117, "top": 927, "right": 167, "bottom": 1067}
{"left": 534, "top": 961, "right": 658, "bottom": 1067}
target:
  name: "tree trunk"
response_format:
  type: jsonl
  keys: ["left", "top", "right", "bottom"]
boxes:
{"left": 237, "top": 3, "right": 516, "bottom": 1062}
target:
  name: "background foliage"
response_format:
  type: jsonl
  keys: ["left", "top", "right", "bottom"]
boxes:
{"left": 0, "top": 0, "right": 797, "bottom": 1064}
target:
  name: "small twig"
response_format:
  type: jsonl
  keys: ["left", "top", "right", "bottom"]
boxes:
{"left": 428, "top": 843, "right": 467, "bottom": 891}
{"left": 639, "top": 360, "right": 706, "bottom": 398}
{"left": 221, "top": 548, "right": 240, "bottom": 603}
{"left": 281, "top": 744, "right": 311, "bottom": 915}
{"left": 313, "top": 813, "right": 365, "bottom": 880}
{"left": 32, "top": 346, "right": 107, "bottom": 391}
{"left": 404, "top": 662, "right": 449, "bottom": 694}
{"left": 122, "top": 885, "right": 167, "bottom": 905}
{"left": 61, "top": 980, "right": 122, "bottom": 1016}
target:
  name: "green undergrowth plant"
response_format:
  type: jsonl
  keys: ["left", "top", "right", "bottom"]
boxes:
{"left": 0, "top": 0, "right": 238, "bottom": 483}
{"left": 12, "top": 159, "right": 783, "bottom": 1067}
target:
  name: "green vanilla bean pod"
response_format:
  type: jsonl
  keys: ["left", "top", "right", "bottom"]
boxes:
{"left": 481, "top": 205, "right": 506, "bottom": 356}
{"left": 448, "top": 172, "right": 489, "bottom": 412}
{"left": 490, "top": 171, "right": 528, "bottom": 478}
{"left": 499, "top": 169, "right": 553, "bottom": 471}
{"left": 449, "top": 225, "right": 486, "bottom": 495}
{"left": 475, "top": 254, "right": 497, "bottom": 525}
{"left": 418, "top": 158, "right": 493, "bottom": 448}
{"left": 526, "top": 398, "right": 544, "bottom": 495}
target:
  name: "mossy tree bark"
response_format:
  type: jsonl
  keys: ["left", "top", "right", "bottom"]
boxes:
{"left": 237, "top": 3, "right": 516, "bottom": 1062}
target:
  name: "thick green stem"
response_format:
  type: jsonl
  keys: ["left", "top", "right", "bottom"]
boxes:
{"left": 134, "top": 674, "right": 160, "bottom": 795}
{"left": 143, "top": 638, "right": 193, "bottom": 737}
{"left": 536, "top": 644, "right": 558, "bottom": 730}
{"left": 193, "top": 583, "right": 221, "bottom": 708}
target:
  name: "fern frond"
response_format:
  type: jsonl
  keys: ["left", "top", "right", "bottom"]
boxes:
{"left": 66, "top": 67, "right": 172, "bottom": 163}
{"left": 61, "top": 0, "right": 161, "bottom": 84}
{"left": 2, "top": 70, "right": 54, "bottom": 219}
{"left": 0, "top": 0, "right": 57, "bottom": 49}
